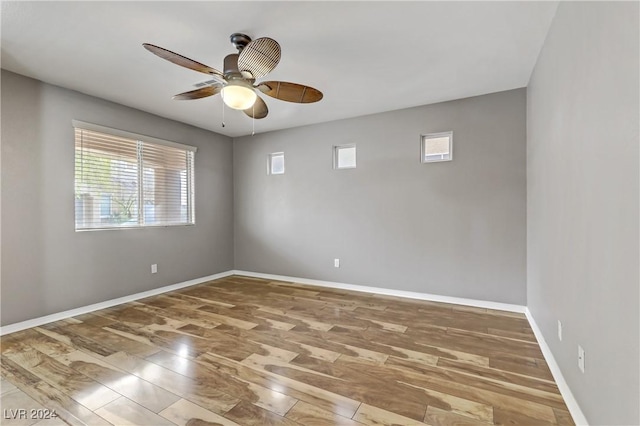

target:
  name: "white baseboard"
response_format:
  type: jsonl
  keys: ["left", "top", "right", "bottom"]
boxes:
{"left": 525, "top": 308, "right": 589, "bottom": 425}
{"left": 231, "top": 270, "right": 526, "bottom": 313}
{"left": 0, "top": 270, "right": 234, "bottom": 336}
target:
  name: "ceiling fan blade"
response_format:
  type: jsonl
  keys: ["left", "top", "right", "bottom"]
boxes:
{"left": 244, "top": 95, "right": 268, "bottom": 119}
{"left": 173, "top": 85, "right": 222, "bottom": 100}
{"left": 238, "top": 37, "right": 281, "bottom": 79}
{"left": 143, "top": 43, "right": 223, "bottom": 77}
{"left": 256, "top": 81, "right": 323, "bottom": 103}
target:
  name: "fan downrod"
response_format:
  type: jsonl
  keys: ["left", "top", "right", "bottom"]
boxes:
{"left": 230, "top": 33, "right": 252, "bottom": 51}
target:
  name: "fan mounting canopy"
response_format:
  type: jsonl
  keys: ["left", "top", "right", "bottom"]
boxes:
{"left": 230, "top": 33, "right": 252, "bottom": 51}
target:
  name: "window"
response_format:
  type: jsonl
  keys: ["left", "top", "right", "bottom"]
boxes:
{"left": 421, "top": 131, "right": 452, "bottom": 163}
{"left": 334, "top": 144, "right": 356, "bottom": 169}
{"left": 268, "top": 152, "right": 285, "bottom": 175}
{"left": 74, "top": 121, "right": 196, "bottom": 230}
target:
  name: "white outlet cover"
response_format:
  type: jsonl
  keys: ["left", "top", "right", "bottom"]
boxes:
{"left": 334, "top": 259, "right": 340, "bottom": 268}
{"left": 558, "top": 320, "right": 562, "bottom": 341}
{"left": 151, "top": 264, "right": 158, "bottom": 274}
{"left": 578, "top": 345, "right": 585, "bottom": 373}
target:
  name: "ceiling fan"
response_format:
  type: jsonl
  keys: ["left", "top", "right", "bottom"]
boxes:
{"left": 143, "top": 33, "right": 323, "bottom": 120}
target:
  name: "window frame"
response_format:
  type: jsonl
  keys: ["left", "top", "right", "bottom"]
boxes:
{"left": 267, "top": 152, "right": 285, "bottom": 175}
{"left": 73, "top": 120, "right": 197, "bottom": 231}
{"left": 333, "top": 144, "right": 357, "bottom": 170}
{"left": 421, "top": 131, "right": 453, "bottom": 163}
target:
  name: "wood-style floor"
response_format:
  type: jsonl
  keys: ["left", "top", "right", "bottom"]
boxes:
{"left": 1, "top": 275, "right": 574, "bottom": 426}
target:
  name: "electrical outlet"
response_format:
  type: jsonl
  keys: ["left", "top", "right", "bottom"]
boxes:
{"left": 151, "top": 264, "right": 158, "bottom": 274}
{"left": 558, "top": 320, "right": 562, "bottom": 341}
{"left": 334, "top": 258, "right": 340, "bottom": 268}
{"left": 578, "top": 345, "right": 585, "bottom": 373}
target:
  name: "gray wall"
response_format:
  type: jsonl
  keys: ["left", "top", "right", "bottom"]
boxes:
{"left": 527, "top": 2, "right": 639, "bottom": 424}
{"left": 234, "top": 89, "right": 527, "bottom": 304}
{"left": 1, "top": 70, "right": 234, "bottom": 326}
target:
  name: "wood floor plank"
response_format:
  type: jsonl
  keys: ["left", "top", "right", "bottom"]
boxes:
{"left": 163, "top": 292, "right": 235, "bottom": 308}
{"left": 133, "top": 303, "right": 223, "bottom": 329}
{"left": 285, "top": 401, "right": 363, "bottom": 425}
{"left": 26, "top": 381, "right": 113, "bottom": 426}
{"left": 487, "top": 328, "right": 537, "bottom": 343}
{"left": 218, "top": 324, "right": 351, "bottom": 364}
{"left": 554, "top": 408, "right": 576, "bottom": 426}
{"left": 489, "top": 354, "right": 554, "bottom": 381}
{"left": 89, "top": 322, "right": 179, "bottom": 357}
{"left": 72, "top": 313, "right": 116, "bottom": 328}
{"left": 1, "top": 356, "right": 44, "bottom": 393}
{"left": 361, "top": 327, "right": 490, "bottom": 367}
{"left": 102, "top": 351, "right": 240, "bottom": 415}
{"left": 399, "top": 381, "right": 493, "bottom": 422}
{"left": 87, "top": 305, "right": 175, "bottom": 329}
{"left": 197, "top": 303, "right": 295, "bottom": 331}
{"left": 381, "top": 357, "right": 558, "bottom": 423}
{"left": 1, "top": 275, "right": 575, "bottom": 426}
{"left": 384, "top": 357, "right": 566, "bottom": 410}
{"left": 145, "top": 350, "right": 298, "bottom": 416}
{"left": 400, "top": 325, "right": 544, "bottom": 360}
{"left": 436, "top": 357, "right": 559, "bottom": 394}
{"left": 94, "top": 396, "right": 176, "bottom": 426}
{"left": 0, "top": 329, "right": 75, "bottom": 359}
{"left": 493, "top": 407, "right": 556, "bottom": 425}
{"left": 159, "top": 398, "right": 241, "bottom": 426}
{"left": 197, "top": 353, "right": 362, "bottom": 419}
{"left": 3, "top": 354, "right": 114, "bottom": 426}
{"left": 424, "top": 406, "right": 490, "bottom": 426}
{"left": 271, "top": 354, "right": 428, "bottom": 421}
{"left": 353, "top": 403, "right": 428, "bottom": 426}
{"left": 31, "top": 326, "right": 116, "bottom": 359}
{"left": 194, "top": 305, "right": 259, "bottom": 330}
{"left": 103, "top": 323, "right": 213, "bottom": 358}
{"left": 223, "top": 400, "right": 300, "bottom": 426}
{"left": 296, "top": 343, "right": 342, "bottom": 362}
{"left": 55, "top": 350, "right": 181, "bottom": 413}
{"left": 3, "top": 350, "right": 121, "bottom": 411}
{"left": 173, "top": 323, "right": 288, "bottom": 361}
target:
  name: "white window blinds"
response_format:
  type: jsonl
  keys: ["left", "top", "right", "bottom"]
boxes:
{"left": 421, "top": 132, "right": 452, "bottom": 163}
{"left": 74, "top": 123, "right": 195, "bottom": 230}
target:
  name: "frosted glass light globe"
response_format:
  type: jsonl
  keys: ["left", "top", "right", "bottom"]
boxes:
{"left": 221, "top": 84, "right": 257, "bottom": 110}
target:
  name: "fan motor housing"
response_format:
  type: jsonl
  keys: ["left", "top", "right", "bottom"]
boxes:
{"left": 224, "top": 53, "right": 254, "bottom": 82}
{"left": 224, "top": 53, "right": 240, "bottom": 75}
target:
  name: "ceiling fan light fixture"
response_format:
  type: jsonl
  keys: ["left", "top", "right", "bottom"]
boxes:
{"left": 144, "top": 34, "right": 323, "bottom": 122}
{"left": 221, "top": 82, "right": 257, "bottom": 110}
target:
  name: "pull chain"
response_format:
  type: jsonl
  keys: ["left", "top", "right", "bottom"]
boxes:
{"left": 221, "top": 92, "right": 226, "bottom": 128}
{"left": 252, "top": 103, "right": 255, "bottom": 136}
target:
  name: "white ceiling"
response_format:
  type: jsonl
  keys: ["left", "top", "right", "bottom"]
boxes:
{"left": 1, "top": 1, "right": 558, "bottom": 138}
